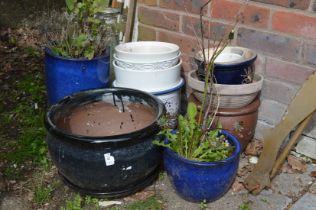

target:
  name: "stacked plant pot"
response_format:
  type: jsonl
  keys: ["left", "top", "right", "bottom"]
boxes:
{"left": 188, "top": 46, "right": 263, "bottom": 151}
{"left": 112, "top": 41, "right": 183, "bottom": 123}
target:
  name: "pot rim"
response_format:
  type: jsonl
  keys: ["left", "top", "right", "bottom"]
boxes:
{"left": 195, "top": 46, "right": 257, "bottom": 67}
{"left": 45, "top": 88, "right": 165, "bottom": 144}
{"left": 188, "top": 70, "right": 263, "bottom": 95}
{"left": 44, "top": 47, "right": 110, "bottom": 61}
{"left": 164, "top": 130, "right": 241, "bottom": 166}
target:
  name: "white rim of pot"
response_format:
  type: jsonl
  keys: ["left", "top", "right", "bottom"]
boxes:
{"left": 187, "top": 70, "right": 263, "bottom": 95}
{"left": 195, "top": 46, "right": 257, "bottom": 65}
{"left": 115, "top": 41, "right": 180, "bottom": 61}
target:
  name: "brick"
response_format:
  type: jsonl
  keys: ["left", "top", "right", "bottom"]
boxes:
{"left": 158, "top": 31, "right": 199, "bottom": 56}
{"left": 209, "top": 21, "right": 234, "bottom": 41}
{"left": 237, "top": 27, "right": 301, "bottom": 61}
{"left": 138, "top": 24, "right": 156, "bottom": 41}
{"left": 182, "top": 15, "right": 210, "bottom": 38}
{"left": 266, "top": 57, "right": 315, "bottom": 84}
{"left": 211, "top": 0, "right": 241, "bottom": 21}
{"left": 254, "top": 120, "right": 274, "bottom": 140}
{"left": 138, "top": 6, "right": 179, "bottom": 31}
{"left": 138, "top": 0, "right": 157, "bottom": 6}
{"left": 272, "top": 11, "right": 316, "bottom": 39}
{"left": 212, "top": 0, "right": 269, "bottom": 28}
{"left": 258, "top": 99, "right": 287, "bottom": 126}
{"left": 303, "top": 43, "right": 316, "bottom": 66}
{"left": 159, "top": 0, "right": 210, "bottom": 14}
{"left": 261, "top": 78, "right": 299, "bottom": 104}
{"left": 251, "top": 0, "right": 310, "bottom": 10}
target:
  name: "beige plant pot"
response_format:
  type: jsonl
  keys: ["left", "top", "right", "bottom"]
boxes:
{"left": 187, "top": 70, "right": 263, "bottom": 109}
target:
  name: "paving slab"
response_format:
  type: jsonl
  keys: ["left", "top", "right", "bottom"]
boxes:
{"left": 290, "top": 193, "right": 316, "bottom": 210}
{"left": 271, "top": 164, "right": 316, "bottom": 198}
{"left": 0, "top": 195, "right": 31, "bottom": 210}
{"left": 155, "top": 173, "right": 293, "bottom": 210}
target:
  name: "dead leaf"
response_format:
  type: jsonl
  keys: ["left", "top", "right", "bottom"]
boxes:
{"left": 245, "top": 139, "right": 263, "bottom": 156}
{"left": 232, "top": 180, "right": 245, "bottom": 192}
{"left": 287, "top": 155, "right": 307, "bottom": 173}
{"left": 237, "top": 164, "right": 255, "bottom": 177}
{"left": 124, "top": 190, "right": 155, "bottom": 202}
{"left": 310, "top": 171, "right": 316, "bottom": 178}
{"left": 281, "top": 163, "right": 296, "bottom": 174}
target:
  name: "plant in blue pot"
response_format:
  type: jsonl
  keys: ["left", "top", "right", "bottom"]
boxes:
{"left": 43, "top": 0, "right": 120, "bottom": 104}
{"left": 154, "top": 102, "right": 241, "bottom": 203}
{"left": 153, "top": 0, "right": 241, "bottom": 203}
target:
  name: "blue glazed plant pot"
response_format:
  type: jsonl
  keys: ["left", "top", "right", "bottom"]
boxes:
{"left": 195, "top": 46, "right": 257, "bottom": 84}
{"left": 45, "top": 48, "right": 110, "bottom": 104}
{"left": 163, "top": 130, "right": 241, "bottom": 203}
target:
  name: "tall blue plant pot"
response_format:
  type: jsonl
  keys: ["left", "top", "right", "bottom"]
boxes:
{"left": 163, "top": 130, "right": 241, "bottom": 203}
{"left": 45, "top": 48, "right": 110, "bottom": 104}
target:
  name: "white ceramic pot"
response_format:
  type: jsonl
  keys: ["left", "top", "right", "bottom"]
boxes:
{"left": 114, "top": 52, "right": 181, "bottom": 71}
{"left": 113, "top": 78, "right": 184, "bottom": 123}
{"left": 113, "top": 60, "right": 182, "bottom": 92}
{"left": 115, "top": 41, "right": 180, "bottom": 62}
{"left": 188, "top": 70, "right": 263, "bottom": 109}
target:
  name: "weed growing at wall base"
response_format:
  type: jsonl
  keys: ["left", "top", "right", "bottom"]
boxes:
{"left": 0, "top": 71, "right": 49, "bottom": 178}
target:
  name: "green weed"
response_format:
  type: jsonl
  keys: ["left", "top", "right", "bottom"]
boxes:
{"left": 0, "top": 72, "right": 49, "bottom": 177}
{"left": 239, "top": 201, "right": 252, "bottom": 210}
{"left": 34, "top": 183, "right": 54, "bottom": 205}
{"left": 199, "top": 200, "right": 207, "bottom": 209}
{"left": 24, "top": 47, "right": 40, "bottom": 57}
{"left": 125, "top": 196, "right": 163, "bottom": 210}
{"left": 60, "top": 194, "right": 100, "bottom": 210}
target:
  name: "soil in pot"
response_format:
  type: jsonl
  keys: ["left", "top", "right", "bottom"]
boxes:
{"left": 57, "top": 101, "right": 155, "bottom": 136}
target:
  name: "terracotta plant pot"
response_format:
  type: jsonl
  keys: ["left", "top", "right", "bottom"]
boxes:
{"left": 45, "top": 88, "right": 165, "bottom": 198}
{"left": 189, "top": 95, "right": 260, "bottom": 151}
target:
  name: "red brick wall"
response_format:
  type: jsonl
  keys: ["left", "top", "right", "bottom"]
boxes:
{"left": 137, "top": 0, "right": 316, "bottom": 139}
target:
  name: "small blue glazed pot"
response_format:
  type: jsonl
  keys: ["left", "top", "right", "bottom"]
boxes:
{"left": 45, "top": 48, "right": 110, "bottom": 104}
{"left": 195, "top": 54, "right": 257, "bottom": 84}
{"left": 163, "top": 130, "right": 241, "bottom": 203}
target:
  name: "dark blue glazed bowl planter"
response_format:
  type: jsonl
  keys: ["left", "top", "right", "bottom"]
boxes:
{"left": 195, "top": 47, "right": 257, "bottom": 84}
{"left": 163, "top": 130, "right": 241, "bottom": 203}
{"left": 44, "top": 88, "right": 165, "bottom": 198}
{"left": 45, "top": 48, "right": 110, "bottom": 104}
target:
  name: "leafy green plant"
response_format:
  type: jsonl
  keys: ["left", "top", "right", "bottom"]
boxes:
{"left": 43, "top": 0, "right": 122, "bottom": 59}
{"left": 154, "top": 103, "right": 233, "bottom": 162}
{"left": 153, "top": 0, "right": 236, "bottom": 162}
